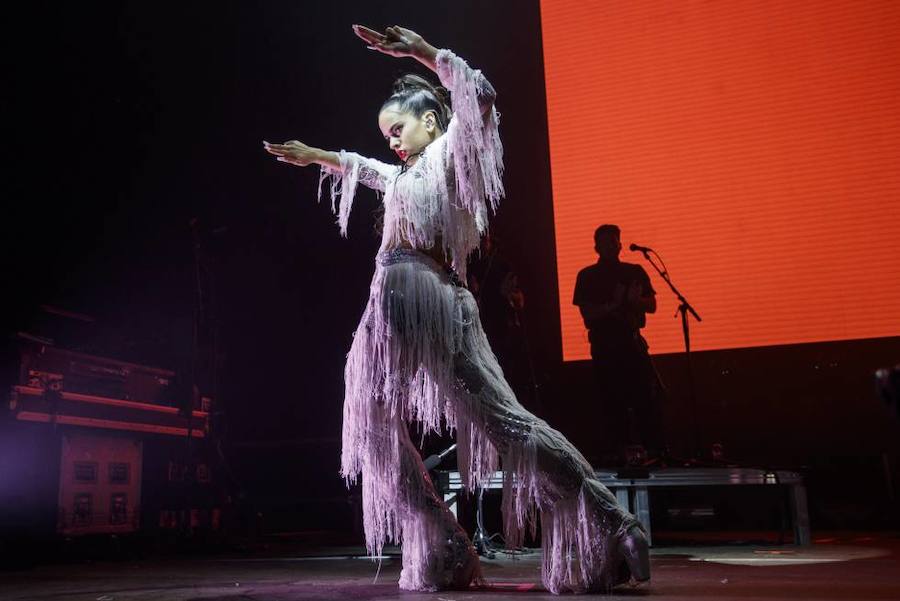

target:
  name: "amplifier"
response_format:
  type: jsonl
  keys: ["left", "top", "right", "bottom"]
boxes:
{"left": 18, "top": 334, "right": 175, "bottom": 405}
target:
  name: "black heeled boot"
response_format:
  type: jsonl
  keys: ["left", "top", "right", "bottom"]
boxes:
{"left": 615, "top": 523, "right": 650, "bottom": 584}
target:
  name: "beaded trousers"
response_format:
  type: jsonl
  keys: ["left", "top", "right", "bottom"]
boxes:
{"left": 341, "top": 249, "right": 638, "bottom": 593}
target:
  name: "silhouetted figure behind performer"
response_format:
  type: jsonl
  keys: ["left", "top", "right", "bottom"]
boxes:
{"left": 573, "top": 224, "right": 663, "bottom": 464}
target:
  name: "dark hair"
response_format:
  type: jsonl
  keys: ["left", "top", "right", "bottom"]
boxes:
{"left": 594, "top": 224, "right": 621, "bottom": 246}
{"left": 380, "top": 74, "right": 452, "bottom": 131}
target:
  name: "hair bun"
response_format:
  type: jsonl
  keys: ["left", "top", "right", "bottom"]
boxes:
{"left": 432, "top": 85, "right": 450, "bottom": 106}
{"left": 390, "top": 76, "right": 450, "bottom": 108}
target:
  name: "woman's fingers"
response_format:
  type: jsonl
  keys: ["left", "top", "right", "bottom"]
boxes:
{"left": 264, "top": 141, "right": 303, "bottom": 153}
{"left": 356, "top": 24, "right": 384, "bottom": 40}
{"left": 353, "top": 24, "right": 421, "bottom": 58}
{"left": 360, "top": 25, "right": 413, "bottom": 47}
{"left": 271, "top": 151, "right": 303, "bottom": 165}
{"left": 367, "top": 41, "right": 403, "bottom": 57}
{"left": 353, "top": 24, "right": 384, "bottom": 45}
{"left": 385, "top": 26, "right": 408, "bottom": 44}
{"left": 264, "top": 146, "right": 303, "bottom": 160}
{"left": 263, "top": 140, "right": 312, "bottom": 166}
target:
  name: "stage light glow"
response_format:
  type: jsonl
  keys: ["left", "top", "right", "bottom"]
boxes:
{"left": 540, "top": 0, "right": 900, "bottom": 360}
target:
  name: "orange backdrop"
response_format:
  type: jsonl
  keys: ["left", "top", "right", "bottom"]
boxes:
{"left": 541, "top": 0, "right": 900, "bottom": 360}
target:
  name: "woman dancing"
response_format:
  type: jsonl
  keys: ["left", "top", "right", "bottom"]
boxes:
{"left": 264, "top": 24, "right": 650, "bottom": 594}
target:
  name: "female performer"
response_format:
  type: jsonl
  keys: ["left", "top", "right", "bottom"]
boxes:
{"left": 264, "top": 24, "right": 649, "bottom": 594}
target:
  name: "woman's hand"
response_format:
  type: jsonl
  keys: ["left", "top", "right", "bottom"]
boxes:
{"left": 353, "top": 24, "right": 421, "bottom": 58}
{"left": 352, "top": 24, "right": 437, "bottom": 70}
{"left": 263, "top": 140, "right": 320, "bottom": 167}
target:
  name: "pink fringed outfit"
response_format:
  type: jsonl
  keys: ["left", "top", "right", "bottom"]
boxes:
{"left": 320, "top": 49, "right": 639, "bottom": 593}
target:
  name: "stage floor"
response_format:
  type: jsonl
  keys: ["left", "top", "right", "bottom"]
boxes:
{"left": 3, "top": 534, "right": 899, "bottom": 600}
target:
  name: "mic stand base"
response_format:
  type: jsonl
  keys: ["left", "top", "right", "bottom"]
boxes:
{"left": 472, "top": 487, "right": 496, "bottom": 558}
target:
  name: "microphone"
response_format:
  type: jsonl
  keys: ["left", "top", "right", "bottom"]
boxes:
{"left": 423, "top": 444, "right": 457, "bottom": 471}
{"left": 629, "top": 243, "right": 653, "bottom": 253}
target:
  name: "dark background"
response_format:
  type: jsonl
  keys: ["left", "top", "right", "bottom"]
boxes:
{"left": 3, "top": 1, "right": 898, "bottom": 538}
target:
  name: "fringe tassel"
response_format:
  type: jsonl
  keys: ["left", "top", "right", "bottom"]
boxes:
{"left": 540, "top": 483, "right": 623, "bottom": 593}
{"left": 436, "top": 49, "right": 505, "bottom": 225}
{"left": 341, "top": 258, "right": 463, "bottom": 555}
{"left": 317, "top": 150, "right": 358, "bottom": 237}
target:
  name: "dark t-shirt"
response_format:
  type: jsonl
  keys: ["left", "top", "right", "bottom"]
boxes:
{"left": 573, "top": 261, "right": 655, "bottom": 343}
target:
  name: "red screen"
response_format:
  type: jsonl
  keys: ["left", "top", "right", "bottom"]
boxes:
{"left": 541, "top": 0, "right": 900, "bottom": 360}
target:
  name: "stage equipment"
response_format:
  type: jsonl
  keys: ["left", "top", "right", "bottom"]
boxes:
{"left": 57, "top": 432, "right": 142, "bottom": 535}
{"left": 472, "top": 486, "right": 497, "bottom": 558}
{"left": 422, "top": 443, "right": 456, "bottom": 471}
{"left": 423, "top": 444, "right": 496, "bottom": 556}
{"left": 16, "top": 332, "right": 176, "bottom": 405}
{"left": 437, "top": 467, "right": 810, "bottom": 547}
{"left": 630, "top": 244, "right": 715, "bottom": 462}
{"left": 7, "top": 332, "right": 217, "bottom": 538}
{"left": 10, "top": 334, "right": 209, "bottom": 438}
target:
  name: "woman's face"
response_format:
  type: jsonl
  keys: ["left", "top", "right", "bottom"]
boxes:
{"left": 378, "top": 104, "right": 438, "bottom": 163}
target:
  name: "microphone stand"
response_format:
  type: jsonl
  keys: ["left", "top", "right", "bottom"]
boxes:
{"left": 634, "top": 247, "right": 705, "bottom": 463}
{"left": 423, "top": 443, "right": 496, "bottom": 557}
{"left": 472, "top": 486, "right": 497, "bottom": 558}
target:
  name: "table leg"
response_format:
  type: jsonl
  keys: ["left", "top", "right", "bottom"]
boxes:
{"left": 634, "top": 486, "right": 652, "bottom": 547}
{"left": 788, "top": 483, "right": 810, "bottom": 545}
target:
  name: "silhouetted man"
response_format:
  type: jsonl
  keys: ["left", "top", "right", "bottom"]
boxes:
{"left": 573, "top": 224, "right": 662, "bottom": 463}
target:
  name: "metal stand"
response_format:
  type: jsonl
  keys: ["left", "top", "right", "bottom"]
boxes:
{"left": 425, "top": 445, "right": 497, "bottom": 557}
{"left": 634, "top": 246, "right": 710, "bottom": 462}
{"left": 184, "top": 218, "right": 223, "bottom": 536}
{"left": 472, "top": 487, "right": 496, "bottom": 558}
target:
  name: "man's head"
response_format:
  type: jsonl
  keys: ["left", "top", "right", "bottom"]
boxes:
{"left": 594, "top": 224, "right": 622, "bottom": 262}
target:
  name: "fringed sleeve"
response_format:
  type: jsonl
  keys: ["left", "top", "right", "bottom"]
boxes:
{"left": 435, "top": 49, "right": 505, "bottom": 231}
{"left": 318, "top": 150, "right": 398, "bottom": 237}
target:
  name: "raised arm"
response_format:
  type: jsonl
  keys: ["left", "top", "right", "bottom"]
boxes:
{"left": 355, "top": 25, "right": 504, "bottom": 226}
{"left": 353, "top": 25, "right": 496, "bottom": 116}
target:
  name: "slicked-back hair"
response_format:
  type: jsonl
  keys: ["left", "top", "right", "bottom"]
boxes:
{"left": 380, "top": 74, "right": 452, "bottom": 132}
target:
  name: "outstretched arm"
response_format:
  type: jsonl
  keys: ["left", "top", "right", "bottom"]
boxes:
{"left": 263, "top": 140, "right": 340, "bottom": 170}
{"left": 264, "top": 139, "right": 397, "bottom": 237}
{"left": 264, "top": 140, "right": 394, "bottom": 193}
